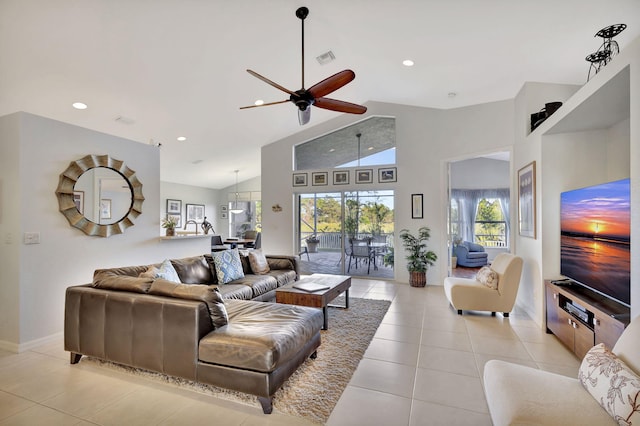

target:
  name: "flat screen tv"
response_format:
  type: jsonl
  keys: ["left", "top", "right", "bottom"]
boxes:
{"left": 560, "top": 178, "right": 631, "bottom": 307}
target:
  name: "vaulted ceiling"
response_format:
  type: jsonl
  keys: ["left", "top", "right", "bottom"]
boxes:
{"left": 2, "top": 0, "right": 639, "bottom": 188}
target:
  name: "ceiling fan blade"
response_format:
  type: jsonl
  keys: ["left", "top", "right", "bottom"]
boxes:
{"left": 307, "top": 70, "right": 356, "bottom": 98}
{"left": 298, "top": 108, "right": 311, "bottom": 125}
{"left": 239, "top": 100, "right": 290, "bottom": 110}
{"left": 314, "top": 97, "right": 367, "bottom": 114}
{"left": 246, "top": 69, "right": 296, "bottom": 96}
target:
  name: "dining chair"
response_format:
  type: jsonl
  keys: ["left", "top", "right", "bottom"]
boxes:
{"left": 211, "top": 235, "right": 230, "bottom": 252}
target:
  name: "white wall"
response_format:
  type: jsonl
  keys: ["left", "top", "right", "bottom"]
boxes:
{"left": 0, "top": 114, "right": 21, "bottom": 345}
{"left": 262, "top": 100, "right": 515, "bottom": 285}
{"left": 0, "top": 112, "right": 213, "bottom": 351}
{"left": 160, "top": 181, "right": 221, "bottom": 235}
{"left": 450, "top": 157, "right": 510, "bottom": 190}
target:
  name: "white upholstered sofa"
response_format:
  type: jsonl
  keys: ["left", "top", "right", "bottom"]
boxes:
{"left": 483, "top": 314, "right": 640, "bottom": 425}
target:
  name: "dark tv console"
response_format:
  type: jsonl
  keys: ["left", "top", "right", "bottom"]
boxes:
{"left": 545, "top": 280, "right": 630, "bottom": 359}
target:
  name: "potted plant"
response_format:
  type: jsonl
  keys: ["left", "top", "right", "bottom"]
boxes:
{"left": 399, "top": 226, "right": 438, "bottom": 287}
{"left": 305, "top": 234, "right": 320, "bottom": 253}
{"left": 451, "top": 235, "right": 462, "bottom": 268}
{"left": 161, "top": 216, "right": 178, "bottom": 236}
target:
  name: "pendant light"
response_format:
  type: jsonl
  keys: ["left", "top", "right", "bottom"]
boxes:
{"left": 229, "top": 170, "right": 244, "bottom": 214}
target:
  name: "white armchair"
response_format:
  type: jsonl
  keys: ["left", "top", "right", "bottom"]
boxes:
{"left": 443, "top": 252, "right": 523, "bottom": 317}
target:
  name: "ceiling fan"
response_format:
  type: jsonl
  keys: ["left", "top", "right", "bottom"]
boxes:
{"left": 240, "top": 6, "right": 367, "bottom": 125}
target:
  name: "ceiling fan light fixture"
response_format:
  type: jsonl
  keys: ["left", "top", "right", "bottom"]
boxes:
{"left": 230, "top": 170, "right": 244, "bottom": 214}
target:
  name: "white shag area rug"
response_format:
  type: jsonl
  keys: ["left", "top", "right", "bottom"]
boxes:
{"left": 83, "top": 297, "right": 391, "bottom": 424}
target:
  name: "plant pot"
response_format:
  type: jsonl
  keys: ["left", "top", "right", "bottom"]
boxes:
{"left": 165, "top": 228, "right": 175, "bottom": 237}
{"left": 409, "top": 271, "right": 426, "bottom": 287}
{"left": 307, "top": 241, "right": 319, "bottom": 253}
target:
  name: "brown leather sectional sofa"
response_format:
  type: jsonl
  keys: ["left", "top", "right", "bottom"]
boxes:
{"left": 64, "top": 254, "right": 323, "bottom": 414}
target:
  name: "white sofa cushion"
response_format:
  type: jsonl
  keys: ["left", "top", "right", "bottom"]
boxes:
{"left": 484, "top": 360, "right": 615, "bottom": 426}
{"left": 579, "top": 343, "right": 640, "bottom": 425}
{"left": 476, "top": 266, "right": 499, "bottom": 289}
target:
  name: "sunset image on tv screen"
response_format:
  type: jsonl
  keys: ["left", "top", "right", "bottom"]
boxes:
{"left": 560, "top": 178, "right": 630, "bottom": 306}
{"left": 561, "top": 179, "right": 630, "bottom": 242}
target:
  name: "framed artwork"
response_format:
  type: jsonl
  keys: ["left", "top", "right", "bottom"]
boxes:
{"left": 518, "top": 161, "right": 537, "bottom": 238}
{"left": 411, "top": 193, "right": 423, "bottom": 219}
{"left": 312, "top": 172, "right": 328, "bottom": 186}
{"left": 333, "top": 170, "right": 349, "bottom": 185}
{"left": 293, "top": 173, "right": 307, "bottom": 187}
{"left": 100, "top": 199, "right": 112, "bottom": 220}
{"left": 167, "top": 199, "right": 182, "bottom": 215}
{"left": 73, "top": 191, "right": 84, "bottom": 214}
{"left": 220, "top": 212, "right": 228, "bottom": 219}
{"left": 355, "top": 169, "right": 373, "bottom": 184}
{"left": 220, "top": 205, "right": 228, "bottom": 212}
{"left": 186, "top": 203, "right": 205, "bottom": 222}
{"left": 378, "top": 167, "right": 397, "bottom": 183}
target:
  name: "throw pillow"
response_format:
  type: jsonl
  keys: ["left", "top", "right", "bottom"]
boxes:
{"left": 148, "top": 280, "right": 228, "bottom": 328}
{"left": 476, "top": 266, "right": 499, "bottom": 290}
{"left": 211, "top": 249, "right": 245, "bottom": 284}
{"left": 578, "top": 343, "right": 640, "bottom": 424}
{"left": 155, "top": 259, "right": 181, "bottom": 283}
{"left": 170, "top": 256, "right": 213, "bottom": 284}
{"left": 248, "top": 250, "right": 270, "bottom": 275}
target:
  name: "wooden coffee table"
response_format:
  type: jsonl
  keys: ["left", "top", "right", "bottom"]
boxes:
{"left": 276, "top": 274, "right": 351, "bottom": 330}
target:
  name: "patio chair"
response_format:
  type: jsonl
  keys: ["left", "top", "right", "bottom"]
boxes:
{"left": 348, "top": 238, "right": 375, "bottom": 274}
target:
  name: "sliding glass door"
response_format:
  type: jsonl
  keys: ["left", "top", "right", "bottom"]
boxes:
{"left": 297, "top": 190, "right": 394, "bottom": 278}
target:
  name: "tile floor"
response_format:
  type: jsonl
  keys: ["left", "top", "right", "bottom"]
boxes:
{"left": 0, "top": 280, "right": 580, "bottom": 425}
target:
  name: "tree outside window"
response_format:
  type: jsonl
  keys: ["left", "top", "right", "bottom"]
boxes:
{"left": 474, "top": 198, "right": 507, "bottom": 247}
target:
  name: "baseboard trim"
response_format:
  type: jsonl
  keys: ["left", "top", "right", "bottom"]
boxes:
{"left": 0, "top": 332, "right": 63, "bottom": 354}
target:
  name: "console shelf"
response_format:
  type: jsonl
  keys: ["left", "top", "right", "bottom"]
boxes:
{"left": 545, "top": 280, "right": 630, "bottom": 359}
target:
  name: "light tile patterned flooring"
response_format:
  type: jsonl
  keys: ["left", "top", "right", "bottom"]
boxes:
{"left": 0, "top": 280, "right": 580, "bottom": 425}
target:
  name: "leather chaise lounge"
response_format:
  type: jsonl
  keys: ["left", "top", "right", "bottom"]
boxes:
{"left": 64, "top": 253, "right": 323, "bottom": 414}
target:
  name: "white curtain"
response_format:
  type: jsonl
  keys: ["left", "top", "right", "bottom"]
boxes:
{"left": 451, "top": 188, "right": 510, "bottom": 243}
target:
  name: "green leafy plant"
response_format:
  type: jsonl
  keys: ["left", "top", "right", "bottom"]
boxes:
{"left": 399, "top": 227, "right": 437, "bottom": 272}
{"left": 306, "top": 234, "right": 320, "bottom": 243}
{"left": 161, "top": 216, "right": 178, "bottom": 229}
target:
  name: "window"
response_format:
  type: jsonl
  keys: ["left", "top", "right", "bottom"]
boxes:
{"left": 450, "top": 189, "right": 510, "bottom": 248}
{"left": 474, "top": 198, "right": 507, "bottom": 247}
{"left": 294, "top": 116, "right": 395, "bottom": 170}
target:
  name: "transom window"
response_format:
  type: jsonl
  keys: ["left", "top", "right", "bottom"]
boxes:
{"left": 294, "top": 116, "right": 395, "bottom": 170}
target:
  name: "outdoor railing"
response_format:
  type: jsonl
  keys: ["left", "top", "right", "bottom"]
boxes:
{"left": 301, "top": 232, "right": 393, "bottom": 250}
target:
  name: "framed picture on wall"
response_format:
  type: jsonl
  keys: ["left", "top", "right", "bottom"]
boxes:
{"left": 312, "top": 172, "right": 328, "bottom": 186}
{"left": 220, "top": 205, "right": 228, "bottom": 212}
{"left": 73, "top": 191, "right": 84, "bottom": 214}
{"left": 355, "top": 169, "right": 373, "bottom": 184}
{"left": 411, "top": 193, "right": 423, "bottom": 219}
{"left": 293, "top": 173, "right": 307, "bottom": 187}
{"left": 167, "top": 199, "right": 181, "bottom": 215}
{"left": 220, "top": 212, "right": 228, "bottom": 219}
{"left": 518, "top": 161, "right": 536, "bottom": 238}
{"left": 186, "top": 203, "right": 205, "bottom": 223}
{"left": 333, "top": 170, "right": 349, "bottom": 185}
{"left": 100, "top": 199, "right": 112, "bottom": 220}
{"left": 378, "top": 167, "right": 397, "bottom": 183}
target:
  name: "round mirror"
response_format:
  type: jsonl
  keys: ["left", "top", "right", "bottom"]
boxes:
{"left": 74, "top": 168, "right": 132, "bottom": 225}
{"left": 56, "top": 155, "right": 144, "bottom": 237}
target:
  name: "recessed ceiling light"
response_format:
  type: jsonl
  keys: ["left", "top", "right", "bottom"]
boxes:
{"left": 402, "top": 59, "right": 414, "bottom": 67}
{"left": 329, "top": 148, "right": 335, "bottom": 152}
{"left": 177, "top": 136, "right": 187, "bottom": 141}
{"left": 316, "top": 51, "right": 336, "bottom": 65}
{"left": 448, "top": 92, "right": 457, "bottom": 98}
{"left": 72, "top": 102, "right": 87, "bottom": 110}
{"left": 368, "top": 146, "right": 374, "bottom": 151}
{"left": 255, "top": 100, "right": 264, "bottom": 106}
